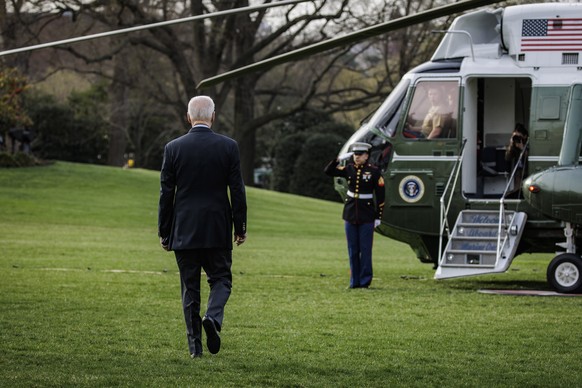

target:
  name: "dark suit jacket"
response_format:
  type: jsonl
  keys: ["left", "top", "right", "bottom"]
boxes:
{"left": 158, "top": 125, "right": 247, "bottom": 250}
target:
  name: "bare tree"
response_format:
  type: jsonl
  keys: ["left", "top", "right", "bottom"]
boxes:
{"left": 0, "top": 0, "right": 491, "bottom": 180}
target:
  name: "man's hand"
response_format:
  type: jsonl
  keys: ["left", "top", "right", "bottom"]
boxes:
{"left": 234, "top": 234, "right": 247, "bottom": 246}
{"left": 374, "top": 219, "right": 381, "bottom": 228}
{"left": 160, "top": 237, "right": 170, "bottom": 251}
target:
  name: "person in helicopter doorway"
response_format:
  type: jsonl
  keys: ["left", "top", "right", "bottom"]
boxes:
{"left": 324, "top": 142, "right": 385, "bottom": 289}
{"left": 505, "top": 123, "right": 529, "bottom": 199}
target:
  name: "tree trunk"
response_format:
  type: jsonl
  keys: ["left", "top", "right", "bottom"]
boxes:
{"left": 234, "top": 77, "right": 256, "bottom": 185}
{"left": 107, "top": 50, "right": 130, "bottom": 166}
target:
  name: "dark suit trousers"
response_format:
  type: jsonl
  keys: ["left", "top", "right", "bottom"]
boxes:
{"left": 175, "top": 249, "right": 232, "bottom": 354}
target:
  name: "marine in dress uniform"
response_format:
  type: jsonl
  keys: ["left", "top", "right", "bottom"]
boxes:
{"left": 324, "top": 142, "right": 385, "bottom": 288}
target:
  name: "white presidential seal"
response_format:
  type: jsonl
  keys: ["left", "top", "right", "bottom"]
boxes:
{"left": 398, "top": 175, "right": 425, "bottom": 203}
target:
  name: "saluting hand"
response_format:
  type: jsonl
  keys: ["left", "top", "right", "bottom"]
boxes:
{"left": 338, "top": 152, "right": 354, "bottom": 161}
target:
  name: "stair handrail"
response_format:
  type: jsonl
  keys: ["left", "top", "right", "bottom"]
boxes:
{"left": 438, "top": 138, "right": 468, "bottom": 265}
{"left": 496, "top": 138, "right": 529, "bottom": 263}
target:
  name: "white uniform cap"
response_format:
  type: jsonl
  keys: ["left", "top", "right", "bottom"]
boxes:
{"left": 350, "top": 142, "right": 372, "bottom": 153}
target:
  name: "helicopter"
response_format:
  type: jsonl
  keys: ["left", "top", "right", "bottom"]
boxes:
{"left": 198, "top": 1, "right": 582, "bottom": 294}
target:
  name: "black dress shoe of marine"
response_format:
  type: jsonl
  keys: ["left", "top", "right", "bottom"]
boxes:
{"left": 190, "top": 352, "right": 202, "bottom": 359}
{"left": 202, "top": 316, "right": 221, "bottom": 354}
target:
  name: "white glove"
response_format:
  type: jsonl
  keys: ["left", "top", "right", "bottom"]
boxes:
{"left": 374, "top": 219, "right": 381, "bottom": 228}
{"left": 338, "top": 152, "right": 354, "bottom": 161}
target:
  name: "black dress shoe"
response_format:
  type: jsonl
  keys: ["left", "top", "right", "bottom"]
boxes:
{"left": 188, "top": 336, "right": 203, "bottom": 357}
{"left": 202, "top": 316, "right": 221, "bottom": 354}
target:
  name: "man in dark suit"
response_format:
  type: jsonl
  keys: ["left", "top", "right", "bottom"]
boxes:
{"left": 158, "top": 95, "right": 247, "bottom": 358}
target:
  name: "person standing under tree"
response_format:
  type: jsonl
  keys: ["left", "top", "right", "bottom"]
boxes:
{"left": 158, "top": 95, "right": 247, "bottom": 358}
{"left": 324, "top": 142, "right": 385, "bottom": 288}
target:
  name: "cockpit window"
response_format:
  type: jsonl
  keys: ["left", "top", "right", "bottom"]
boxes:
{"left": 403, "top": 80, "right": 459, "bottom": 140}
{"left": 367, "top": 79, "right": 410, "bottom": 138}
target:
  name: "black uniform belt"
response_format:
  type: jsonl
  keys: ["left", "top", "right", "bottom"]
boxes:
{"left": 347, "top": 190, "right": 373, "bottom": 199}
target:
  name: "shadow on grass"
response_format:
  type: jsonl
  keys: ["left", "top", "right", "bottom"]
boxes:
{"left": 445, "top": 279, "right": 551, "bottom": 292}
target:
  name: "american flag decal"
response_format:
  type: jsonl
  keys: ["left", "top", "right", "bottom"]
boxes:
{"left": 521, "top": 18, "right": 582, "bottom": 52}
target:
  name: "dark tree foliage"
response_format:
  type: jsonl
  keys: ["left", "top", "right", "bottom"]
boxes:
{"left": 270, "top": 109, "right": 353, "bottom": 200}
{"left": 272, "top": 132, "right": 310, "bottom": 194}
{"left": 289, "top": 132, "right": 347, "bottom": 202}
{"left": 24, "top": 86, "right": 109, "bottom": 164}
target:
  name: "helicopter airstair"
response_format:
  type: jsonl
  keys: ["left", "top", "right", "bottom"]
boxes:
{"left": 435, "top": 210, "right": 527, "bottom": 279}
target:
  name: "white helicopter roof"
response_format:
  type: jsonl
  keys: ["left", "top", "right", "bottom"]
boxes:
{"left": 433, "top": 3, "right": 582, "bottom": 69}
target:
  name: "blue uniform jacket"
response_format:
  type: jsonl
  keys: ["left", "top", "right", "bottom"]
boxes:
{"left": 324, "top": 159, "right": 385, "bottom": 224}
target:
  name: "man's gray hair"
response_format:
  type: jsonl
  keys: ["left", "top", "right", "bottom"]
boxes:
{"left": 188, "top": 96, "right": 215, "bottom": 122}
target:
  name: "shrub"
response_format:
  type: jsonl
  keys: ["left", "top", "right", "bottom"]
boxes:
{"left": 0, "top": 152, "right": 41, "bottom": 167}
{"left": 289, "top": 133, "right": 346, "bottom": 202}
{"left": 272, "top": 132, "right": 310, "bottom": 193}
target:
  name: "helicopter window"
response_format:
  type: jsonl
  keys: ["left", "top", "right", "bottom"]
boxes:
{"left": 403, "top": 80, "right": 458, "bottom": 140}
{"left": 344, "top": 124, "right": 392, "bottom": 172}
{"left": 562, "top": 84, "right": 582, "bottom": 165}
{"left": 367, "top": 79, "right": 410, "bottom": 138}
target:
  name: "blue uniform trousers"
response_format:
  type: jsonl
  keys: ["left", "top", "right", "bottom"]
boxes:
{"left": 344, "top": 222, "right": 374, "bottom": 288}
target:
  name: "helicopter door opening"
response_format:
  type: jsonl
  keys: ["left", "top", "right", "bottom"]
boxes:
{"left": 462, "top": 77, "right": 532, "bottom": 199}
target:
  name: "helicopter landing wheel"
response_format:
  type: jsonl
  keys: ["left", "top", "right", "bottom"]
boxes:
{"left": 547, "top": 253, "right": 582, "bottom": 294}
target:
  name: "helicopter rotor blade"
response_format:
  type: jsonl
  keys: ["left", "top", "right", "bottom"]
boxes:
{"left": 197, "top": 0, "right": 505, "bottom": 89}
{"left": 0, "top": 0, "right": 309, "bottom": 57}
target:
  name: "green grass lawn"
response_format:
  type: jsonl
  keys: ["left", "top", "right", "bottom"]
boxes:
{"left": 1, "top": 161, "right": 581, "bottom": 387}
